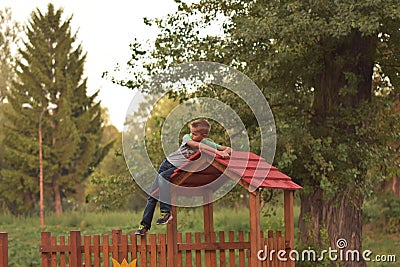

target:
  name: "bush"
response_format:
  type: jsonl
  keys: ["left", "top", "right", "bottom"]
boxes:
{"left": 363, "top": 192, "right": 400, "bottom": 234}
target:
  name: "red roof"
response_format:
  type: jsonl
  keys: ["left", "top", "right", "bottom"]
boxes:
{"left": 170, "top": 150, "right": 302, "bottom": 191}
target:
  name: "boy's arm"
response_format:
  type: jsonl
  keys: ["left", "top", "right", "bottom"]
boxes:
{"left": 218, "top": 146, "right": 232, "bottom": 153}
{"left": 186, "top": 140, "right": 231, "bottom": 158}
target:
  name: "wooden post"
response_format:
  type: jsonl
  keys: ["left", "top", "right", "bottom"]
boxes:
{"left": 167, "top": 205, "right": 178, "bottom": 267}
{"left": 203, "top": 190, "right": 215, "bottom": 267}
{"left": 40, "top": 232, "right": 51, "bottom": 267}
{"left": 112, "top": 230, "right": 123, "bottom": 262}
{"left": 103, "top": 235, "right": 110, "bottom": 267}
{"left": 284, "top": 190, "right": 295, "bottom": 267}
{"left": 0, "top": 232, "right": 8, "bottom": 267}
{"left": 249, "top": 189, "right": 261, "bottom": 267}
{"left": 69, "top": 230, "right": 82, "bottom": 267}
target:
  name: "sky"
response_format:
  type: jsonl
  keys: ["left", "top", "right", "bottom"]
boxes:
{"left": 1, "top": 0, "right": 178, "bottom": 130}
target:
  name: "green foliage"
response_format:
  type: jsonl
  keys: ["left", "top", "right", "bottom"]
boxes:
{"left": 364, "top": 192, "right": 400, "bottom": 234}
{"left": 0, "top": 4, "right": 107, "bottom": 214}
{"left": 0, "top": 7, "right": 20, "bottom": 103}
{"left": 85, "top": 126, "right": 145, "bottom": 212}
{"left": 87, "top": 173, "right": 142, "bottom": 211}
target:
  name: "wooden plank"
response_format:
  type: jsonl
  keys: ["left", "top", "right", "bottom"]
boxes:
{"left": 60, "top": 236, "right": 66, "bottom": 267}
{"left": 93, "top": 235, "right": 100, "bottom": 267}
{"left": 139, "top": 235, "right": 147, "bottom": 267}
{"left": 40, "top": 245, "right": 71, "bottom": 253}
{"left": 238, "top": 231, "right": 245, "bottom": 267}
{"left": 129, "top": 234, "right": 138, "bottom": 263}
{"left": 121, "top": 234, "right": 128, "bottom": 262}
{"left": 219, "top": 232, "right": 226, "bottom": 267}
{"left": 40, "top": 232, "right": 51, "bottom": 267}
{"left": 267, "top": 231, "right": 274, "bottom": 267}
{"left": 209, "top": 160, "right": 254, "bottom": 193}
{"left": 112, "top": 230, "right": 122, "bottom": 262}
{"left": 51, "top": 236, "right": 57, "bottom": 266}
{"left": 177, "top": 232, "right": 183, "bottom": 267}
{"left": 284, "top": 190, "right": 295, "bottom": 267}
{"left": 277, "top": 232, "right": 284, "bottom": 267}
{"left": 0, "top": 232, "right": 8, "bottom": 267}
{"left": 259, "top": 232, "right": 265, "bottom": 267}
{"left": 69, "top": 231, "right": 82, "bottom": 267}
{"left": 159, "top": 234, "right": 167, "bottom": 267}
{"left": 170, "top": 159, "right": 207, "bottom": 186}
{"left": 39, "top": 244, "right": 69, "bottom": 252}
{"left": 103, "top": 235, "right": 110, "bottom": 267}
{"left": 178, "top": 241, "right": 250, "bottom": 251}
{"left": 171, "top": 169, "right": 196, "bottom": 187}
{"left": 84, "top": 235, "right": 92, "bottom": 267}
{"left": 210, "top": 232, "right": 217, "bottom": 267}
{"left": 273, "top": 232, "right": 279, "bottom": 267}
{"left": 167, "top": 205, "right": 178, "bottom": 267}
{"left": 249, "top": 190, "right": 261, "bottom": 267}
{"left": 195, "top": 233, "right": 202, "bottom": 267}
{"left": 150, "top": 234, "right": 157, "bottom": 267}
{"left": 203, "top": 191, "right": 214, "bottom": 267}
{"left": 229, "top": 231, "right": 235, "bottom": 267}
{"left": 185, "top": 232, "right": 193, "bottom": 267}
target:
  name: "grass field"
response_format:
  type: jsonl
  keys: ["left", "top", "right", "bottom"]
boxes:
{"left": 0, "top": 205, "right": 398, "bottom": 266}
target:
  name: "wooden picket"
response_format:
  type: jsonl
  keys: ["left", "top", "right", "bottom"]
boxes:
{"left": 0, "top": 232, "right": 8, "bottom": 267}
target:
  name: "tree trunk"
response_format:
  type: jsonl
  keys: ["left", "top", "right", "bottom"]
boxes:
{"left": 298, "top": 186, "right": 324, "bottom": 245}
{"left": 53, "top": 182, "right": 63, "bottom": 215}
{"left": 299, "top": 30, "right": 376, "bottom": 266}
{"left": 323, "top": 188, "right": 364, "bottom": 266}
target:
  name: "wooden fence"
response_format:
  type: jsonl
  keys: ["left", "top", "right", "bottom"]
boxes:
{"left": 38, "top": 229, "right": 291, "bottom": 267}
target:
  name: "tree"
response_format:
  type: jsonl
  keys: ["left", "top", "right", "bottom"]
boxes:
{"left": 0, "top": 8, "right": 20, "bottom": 211}
{"left": 0, "top": 4, "right": 107, "bottom": 215}
{"left": 0, "top": 8, "right": 20, "bottom": 103}
{"left": 115, "top": 1, "right": 400, "bottom": 265}
{"left": 85, "top": 125, "right": 145, "bottom": 211}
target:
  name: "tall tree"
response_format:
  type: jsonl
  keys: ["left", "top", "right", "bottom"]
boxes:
{"left": 0, "top": 4, "right": 106, "bottom": 215}
{"left": 0, "top": 8, "right": 20, "bottom": 211}
{"left": 0, "top": 8, "right": 20, "bottom": 103}
{"left": 115, "top": 0, "right": 400, "bottom": 265}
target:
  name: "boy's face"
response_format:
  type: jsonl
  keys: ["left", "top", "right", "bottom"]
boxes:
{"left": 190, "top": 127, "right": 207, "bottom": 142}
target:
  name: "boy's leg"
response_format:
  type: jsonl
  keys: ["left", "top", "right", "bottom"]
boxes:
{"left": 159, "top": 163, "right": 177, "bottom": 212}
{"left": 157, "top": 162, "right": 177, "bottom": 224}
{"left": 137, "top": 159, "right": 171, "bottom": 230}
{"left": 139, "top": 178, "right": 159, "bottom": 229}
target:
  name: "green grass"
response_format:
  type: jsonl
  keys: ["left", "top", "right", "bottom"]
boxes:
{"left": 0, "top": 206, "right": 285, "bottom": 266}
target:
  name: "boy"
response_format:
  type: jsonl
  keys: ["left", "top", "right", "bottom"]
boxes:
{"left": 135, "top": 119, "right": 231, "bottom": 235}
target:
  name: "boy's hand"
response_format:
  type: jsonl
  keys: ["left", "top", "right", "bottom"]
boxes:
{"left": 217, "top": 150, "right": 230, "bottom": 158}
{"left": 223, "top": 147, "right": 232, "bottom": 155}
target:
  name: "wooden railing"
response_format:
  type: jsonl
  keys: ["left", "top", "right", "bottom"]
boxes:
{"left": 39, "top": 229, "right": 291, "bottom": 267}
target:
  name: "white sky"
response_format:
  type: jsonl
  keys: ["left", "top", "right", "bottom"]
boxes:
{"left": 1, "top": 0, "right": 178, "bottom": 130}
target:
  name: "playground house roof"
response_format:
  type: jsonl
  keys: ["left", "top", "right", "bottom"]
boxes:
{"left": 170, "top": 150, "right": 302, "bottom": 192}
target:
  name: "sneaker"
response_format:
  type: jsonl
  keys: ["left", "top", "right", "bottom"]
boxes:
{"left": 156, "top": 211, "right": 173, "bottom": 225}
{"left": 135, "top": 225, "right": 149, "bottom": 235}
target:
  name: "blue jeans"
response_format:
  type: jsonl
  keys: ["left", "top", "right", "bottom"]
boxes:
{"left": 140, "top": 159, "right": 177, "bottom": 229}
